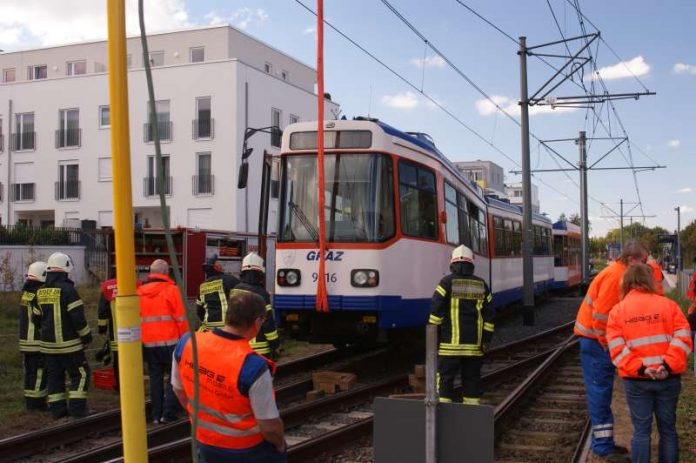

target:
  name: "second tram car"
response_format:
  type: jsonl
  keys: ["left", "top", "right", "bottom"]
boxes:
{"left": 274, "top": 118, "right": 554, "bottom": 343}
{"left": 552, "top": 220, "right": 582, "bottom": 289}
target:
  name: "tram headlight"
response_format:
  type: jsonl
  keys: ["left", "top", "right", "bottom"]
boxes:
{"left": 351, "top": 269, "right": 379, "bottom": 288}
{"left": 278, "top": 269, "right": 301, "bottom": 287}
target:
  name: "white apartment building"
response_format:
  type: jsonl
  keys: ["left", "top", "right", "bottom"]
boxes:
{"left": 0, "top": 25, "right": 339, "bottom": 232}
{"left": 505, "top": 182, "right": 540, "bottom": 214}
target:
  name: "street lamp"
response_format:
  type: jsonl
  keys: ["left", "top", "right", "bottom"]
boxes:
{"left": 675, "top": 206, "right": 681, "bottom": 272}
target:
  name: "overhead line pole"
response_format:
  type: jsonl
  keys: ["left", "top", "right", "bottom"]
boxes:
{"left": 577, "top": 131, "right": 589, "bottom": 290}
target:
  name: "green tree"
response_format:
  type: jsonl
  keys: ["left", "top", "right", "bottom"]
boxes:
{"left": 680, "top": 219, "right": 696, "bottom": 267}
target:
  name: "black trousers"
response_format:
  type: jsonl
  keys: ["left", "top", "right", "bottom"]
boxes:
{"left": 23, "top": 352, "right": 47, "bottom": 410}
{"left": 144, "top": 345, "right": 182, "bottom": 421}
{"left": 46, "top": 351, "right": 91, "bottom": 418}
{"left": 437, "top": 356, "right": 483, "bottom": 403}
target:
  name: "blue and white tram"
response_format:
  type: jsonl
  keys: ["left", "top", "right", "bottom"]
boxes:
{"left": 552, "top": 220, "right": 582, "bottom": 289}
{"left": 273, "top": 118, "right": 553, "bottom": 343}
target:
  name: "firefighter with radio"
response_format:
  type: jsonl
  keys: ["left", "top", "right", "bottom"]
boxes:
{"left": 196, "top": 255, "right": 240, "bottom": 331}
{"left": 19, "top": 261, "right": 48, "bottom": 411}
{"left": 428, "top": 244, "right": 494, "bottom": 405}
{"left": 231, "top": 252, "right": 280, "bottom": 360}
{"left": 34, "top": 252, "right": 92, "bottom": 418}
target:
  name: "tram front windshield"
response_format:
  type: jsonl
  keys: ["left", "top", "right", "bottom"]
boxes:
{"left": 279, "top": 153, "right": 395, "bottom": 243}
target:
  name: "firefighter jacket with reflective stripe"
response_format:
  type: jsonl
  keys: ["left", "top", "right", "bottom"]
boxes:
{"left": 428, "top": 272, "right": 494, "bottom": 356}
{"left": 196, "top": 273, "right": 240, "bottom": 330}
{"left": 98, "top": 278, "right": 141, "bottom": 351}
{"left": 34, "top": 272, "right": 90, "bottom": 355}
{"left": 231, "top": 273, "right": 279, "bottom": 355}
{"left": 19, "top": 280, "right": 43, "bottom": 353}
{"left": 574, "top": 260, "right": 627, "bottom": 346}
{"left": 648, "top": 261, "right": 664, "bottom": 295}
{"left": 177, "top": 330, "right": 275, "bottom": 450}
{"left": 137, "top": 274, "right": 189, "bottom": 348}
{"left": 607, "top": 289, "right": 692, "bottom": 378}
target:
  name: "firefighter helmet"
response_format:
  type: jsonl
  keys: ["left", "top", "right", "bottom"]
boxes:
{"left": 241, "top": 252, "right": 265, "bottom": 273}
{"left": 451, "top": 245, "right": 474, "bottom": 264}
{"left": 26, "top": 261, "right": 47, "bottom": 282}
{"left": 46, "top": 252, "right": 73, "bottom": 273}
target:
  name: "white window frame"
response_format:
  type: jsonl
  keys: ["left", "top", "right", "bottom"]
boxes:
{"left": 99, "top": 105, "right": 110, "bottom": 129}
{"left": 190, "top": 46, "right": 205, "bottom": 63}
{"left": 57, "top": 161, "right": 80, "bottom": 201}
{"left": 195, "top": 152, "right": 213, "bottom": 196}
{"left": 27, "top": 64, "right": 47, "bottom": 80}
{"left": 264, "top": 62, "right": 272, "bottom": 74}
{"left": 127, "top": 54, "right": 133, "bottom": 69}
{"left": 58, "top": 108, "right": 80, "bottom": 149}
{"left": 2, "top": 68, "right": 15, "bottom": 83}
{"left": 271, "top": 108, "right": 281, "bottom": 148}
{"left": 15, "top": 113, "right": 35, "bottom": 151}
{"left": 145, "top": 51, "right": 164, "bottom": 67}
{"left": 66, "top": 60, "right": 87, "bottom": 76}
{"left": 98, "top": 157, "right": 113, "bottom": 182}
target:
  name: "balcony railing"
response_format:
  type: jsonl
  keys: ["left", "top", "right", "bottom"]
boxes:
{"left": 55, "top": 128, "right": 82, "bottom": 148}
{"left": 0, "top": 182, "right": 3, "bottom": 202}
{"left": 144, "top": 120, "right": 172, "bottom": 142}
{"left": 192, "top": 118, "right": 214, "bottom": 139}
{"left": 55, "top": 180, "right": 81, "bottom": 200}
{"left": 143, "top": 176, "right": 173, "bottom": 197}
{"left": 10, "top": 183, "right": 35, "bottom": 202}
{"left": 11, "top": 132, "right": 35, "bottom": 151}
{"left": 0, "top": 134, "right": 4, "bottom": 152}
{"left": 192, "top": 175, "right": 214, "bottom": 195}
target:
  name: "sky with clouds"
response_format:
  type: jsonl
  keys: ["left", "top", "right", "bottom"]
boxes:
{"left": 1, "top": 0, "right": 693, "bottom": 237}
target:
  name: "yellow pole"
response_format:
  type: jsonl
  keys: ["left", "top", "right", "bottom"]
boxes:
{"left": 106, "top": 1, "right": 149, "bottom": 461}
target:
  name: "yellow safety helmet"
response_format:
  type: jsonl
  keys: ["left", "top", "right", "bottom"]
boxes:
{"left": 26, "top": 261, "right": 47, "bottom": 282}
{"left": 241, "top": 252, "right": 265, "bottom": 274}
{"left": 451, "top": 245, "right": 474, "bottom": 264}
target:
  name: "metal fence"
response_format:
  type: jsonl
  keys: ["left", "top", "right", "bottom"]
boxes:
{"left": 0, "top": 225, "right": 80, "bottom": 245}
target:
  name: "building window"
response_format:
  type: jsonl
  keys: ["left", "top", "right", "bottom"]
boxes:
{"left": 99, "top": 106, "right": 110, "bottom": 128}
{"left": 13, "top": 113, "right": 35, "bottom": 151}
{"left": 193, "top": 97, "right": 213, "bottom": 139}
{"left": 398, "top": 160, "right": 438, "bottom": 240}
{"left": 2, "top": 68, "right": 15, "bottom": 83}
{"left": 190, "top": 47, "right": 205, "bottom": 63}
{"left": 27, "top": 65, "right": 47, "bottom": 80}
{"left": 271, "top": 108, "right": 281, "bottom": 147}
{"left": 94, "top": 62, "right": 107, "bottom": 73}
{"left": 56, "top": 163, "right": 80, "bottom": 200}
{"left": 264, "top": 62, "right": 272, "bottom": 74}
{"left": 56, "top": 109, "right": 80, "bottom": 148}
{"left": 145, "top": 155, "right": 171, "bottom": 196}
{"left": 98, "top": 157, "right": 112, "bottom": 182}
{"left": 66, "top": 60, "right": 87, "bottom": 76}
{"left": 127, "top": 54, "right": 133, "bottom": 68}
{"left": 145, "top": 51, "right": 164, "bottom": 67}
{"left": 281, "top": 70, "right": 289, "bottom": 81}
{"left": 289, "top": 114, "right": 299, "bottom": 125}
{"left": 11, "top": 183, "right": 35, "bottom": 202}
{"left": 194, "top": 152, "right": 213, "bottom": 195}
{"left": 145, "top": 100, "right": 171, "bottom": 142}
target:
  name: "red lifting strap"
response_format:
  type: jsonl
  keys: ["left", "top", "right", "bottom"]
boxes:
{"left": 315, "top": 0, "right": 329, "bottom": 313}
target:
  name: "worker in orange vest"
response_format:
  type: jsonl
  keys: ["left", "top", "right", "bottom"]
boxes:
{"left": 647, "top": 256, "right": 665, "bottom": 295}
{"left": 574, "top": 240, "right": 648, "bottom": 461}
{"left": 687, "top": 260, "right": 696, "bottom": 331}
{"left": 172, "top": 290, "right": 286, "bottom": 462}
{"left": 607, "top": 263, "right": 692, "bottom": 462}
{"left": 138, "top": 259, "right": 189, "bottom": 424}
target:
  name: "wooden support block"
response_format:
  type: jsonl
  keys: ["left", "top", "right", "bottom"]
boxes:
{"left": 336, "top": 373, "right": 357, "bottom": 391}
{"left": 414, "top": 364, "right": 426, "bottom": 379}
{"left": 312, "top": 371, "right": 357, "bottom": 392}
{"left": 305, "top": 389, "right": 325, "bottom": 401}
{"left": 317, "top": 381, "right": 337, "bottom": 394}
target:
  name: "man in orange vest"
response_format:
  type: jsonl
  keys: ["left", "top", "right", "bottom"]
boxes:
{"left": 574, "top": 240, "right": 648, "bottom": 461}
{"left": 647, "top": 256, "right": 665, "bottom": 295}
{"left": 138, "top": 259, "right": 189, "bottom": 424}
{"left": 172, "top": 291, "right": 286, "bottom": 462}
{"left": 687, "top": 261, "right": 696, "bottom": 331}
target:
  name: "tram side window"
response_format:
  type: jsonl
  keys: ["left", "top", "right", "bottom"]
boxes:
{"left": 493, "top": 216, "right": 505, "bottom": 255}
{"left": 512, "top": 220, "right": 522, "bottom": 256}
{"left": 467, "top": 202, "right": 487, "bottom": 255}
{"left": 398, "top": 161, "right": 438, "bottom": 240}
{"left": 554, "top": 234, "right": 564, "bottom": 266}
{"left": 457, "top": 192, "right": 471, "bottom": 247}
{"left": 444, "top": 182, "right": 459, "bottom": 244}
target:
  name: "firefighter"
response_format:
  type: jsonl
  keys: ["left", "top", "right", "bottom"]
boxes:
{"left": 196, "top": 255, "right": 240, "bottom": 331}
{"left": 428, "top": 245, "right": 494, "bottom": 405}
{"left": 231, "top": 252, "right": 279, "bottom": 359}
{"left": 574, "top": 239, "right": 648, "bottom": 461}
{"left": 19, "top": 261, "right": 48, "bottom": 411}
{"left": 34, "top": 252, "right": 92, "bottom": 418}
{"left": 647, "top": 256, "right": 665, "bottom": 295}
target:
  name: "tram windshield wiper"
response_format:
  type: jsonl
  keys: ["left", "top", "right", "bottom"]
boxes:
{"left": 289, "top": 201, "right": 320, "bottom": 242}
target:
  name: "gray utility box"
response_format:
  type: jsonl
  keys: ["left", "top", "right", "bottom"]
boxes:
{"left": 374, "top": 397, "right": 494, "bottom": 463}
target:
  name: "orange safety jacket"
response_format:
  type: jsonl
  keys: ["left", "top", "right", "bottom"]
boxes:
{"left": 607, "top": 289, "right": 692, "bottom": 379}
{"left": 178, "top": 331, "right": 275, "bottom": 449}
{"left": 574, "top": 260, "right": 627, "bottom": 346}
{"left": 688, "top": 272, "right": 696, "bottom": 301}
{"left": 647, "top": 261, "right": 665, "bottom": 295}
{"left": 138, "top": 274, "right": 189, "bottom": 348}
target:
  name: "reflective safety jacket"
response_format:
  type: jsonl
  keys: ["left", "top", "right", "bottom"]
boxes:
{"left": 98, "top": 278, "right": 141, "bottom": 351}
{"left": 19, "top": 280, "right": 43, "bottom": 353}
{"left": 137, "top": 274, "right": 189, "bottom": 348}
{"left": 34, "top": 272, "right": 91, "bottom": 355}
{"left": 428, "top": 271, "right": 494, "bottom": 356}
{"left": 607, "top": 289, "right": 692, "bottom": 378}
{"left": 196, "top": 273, "right": 240, "bottom": 330}
{"left": 647, "top": 261, "right": 665, "bottom": 295}
{"left": 574, "top": 260, "right": 627, "bottom": 346}
{"left": 688, "top": 273, "right": 696, "bottom": 331}
{"left": 231, "top": 273, "right": 279, "bottom": 355}
{"left": 177, "top": 330, "right": 275, "bottom": 450}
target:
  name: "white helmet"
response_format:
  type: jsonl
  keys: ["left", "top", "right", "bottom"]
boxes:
{"left": 26, "top": 261, "right": 47, "bottom": 282}
{"left": 241, "top": 252, "right": 265, "bottom": 274}
{"left": 451, "top": 245, "right": 474, "bottom": 264}
{"left": 46, "top": 252, "right": 73, "bottom": 273}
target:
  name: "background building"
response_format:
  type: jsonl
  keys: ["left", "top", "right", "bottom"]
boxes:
{"left": 505, "top": 182, "right": 540, "bottom": 214}
{"left": 0, "top": 24, "right": 339, "bottom": 232}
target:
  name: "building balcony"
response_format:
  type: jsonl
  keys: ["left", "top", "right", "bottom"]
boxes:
{"left": 55, "top": 180, "right": 81, "bottom": 200}
{"left": 144, "top": 121, "right": 172, "bottom": 143}
{"left": 143, "top": 176, "right": 173, "bottom": 197}
{"left": 55, "top": 128, "right": 81, "bottom": 149}
{"left": 192, "top": 174, "right": 214, "bottom": 195}
{"left": 11, "top": 132, "right": 35, "bottom": 151}
{"left": 10, "top": 183, "right": 35, "bottom": 202}
{"left": 192, "top": 118, "right": 214, "bottom": 140}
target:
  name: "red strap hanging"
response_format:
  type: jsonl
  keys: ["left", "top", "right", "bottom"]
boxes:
{"left": 315, "top": 0, "right": 329, "bottom": 312}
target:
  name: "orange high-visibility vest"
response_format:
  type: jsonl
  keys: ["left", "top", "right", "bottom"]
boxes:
{"left": 179, "top": 331, "right": 274, "bottom": 449}
{"left": 647, "top": 261, "right": 665, "bottom": 295}
{"left": 138, "top": 274, "right": 189, "bottom": 347}
{"left": 607, "top": 289, "right": 692, "bottom": 378}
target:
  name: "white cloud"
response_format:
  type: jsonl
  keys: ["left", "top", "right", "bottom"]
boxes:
{"left": 205, "top": 8, "right": 268, "bottom": 30}
{"left": 409, "top": 55, "right": 445, "bottom": 69}
{"left": 303, "top": 26, "right": 316, "bottom": 35}
{"left": 586, "top": 56, "right": 650, "bottom": 81}
{"left": 381, "top": 91, "right": 420, "bottom": 109}
{"left": 667, "top": 139, "right": 681, "bottom": 149}
{"left": 674, "top": 62, "right": 696, "bottom": 75}
{"left": 677, "top": 187, "right": 693, "bottom": 193}
{"left": 475, "top": 95, "right": 577, "bottom": 117}
{"left": 680, "top": 205, "right": 694, "bottom": 213}
{"left": 0, "top": 0, "right": 191, "bottom": 48}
